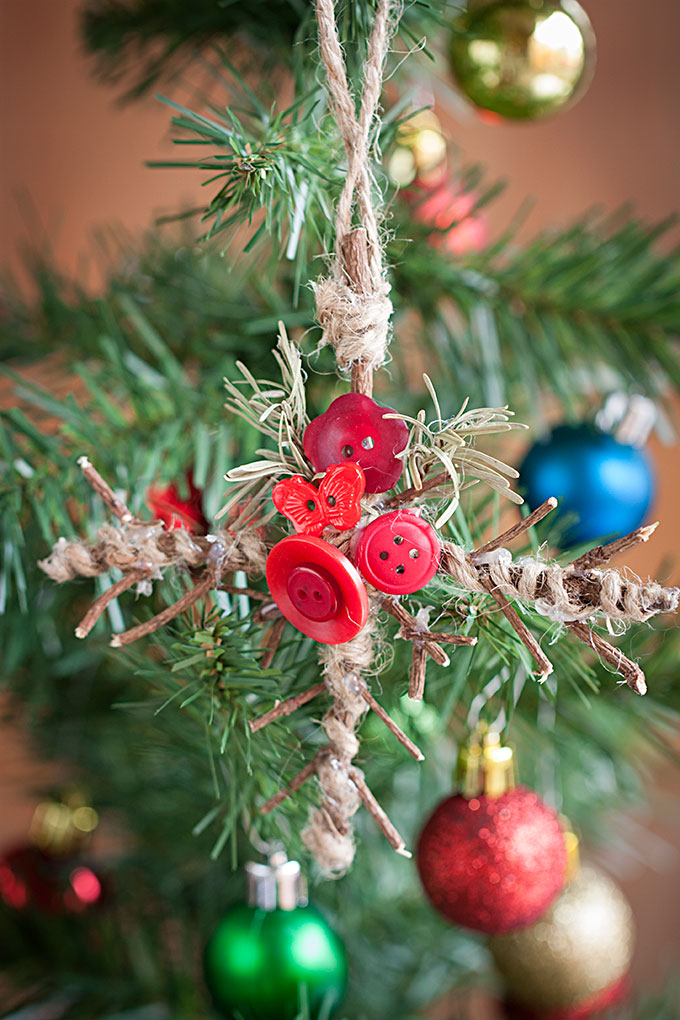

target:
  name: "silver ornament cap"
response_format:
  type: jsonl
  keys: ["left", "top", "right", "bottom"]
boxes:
{"left": 245, "top": 852, "right": 308, "bottom": 912}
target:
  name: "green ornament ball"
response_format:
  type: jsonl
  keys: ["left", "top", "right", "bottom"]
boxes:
{"left": 449, "top": 0, "right": 596, "bottom": 122}
{"left": 203, "top": 902, "right": 348, "bottom": 1020}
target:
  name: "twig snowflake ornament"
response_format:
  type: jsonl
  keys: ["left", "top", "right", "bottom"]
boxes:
{"left": 39, "top": 0, "right": 678, "bottom": 877}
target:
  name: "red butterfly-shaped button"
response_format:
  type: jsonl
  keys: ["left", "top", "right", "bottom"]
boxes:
{"left": 272, "top": 463, "right": 365, "bottom": 536}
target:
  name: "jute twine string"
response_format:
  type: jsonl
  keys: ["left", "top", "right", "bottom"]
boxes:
{"left": 443, "top": 544, "right": 679, "bottom": 623}
{"left": 313, "top": 0, "right": 394, "bottom": 385}
{"left": 39, "top": 524, "right": 267, "bottom": 584}
{"left": 303, "top": 0, "right": 397, "bottom": 875}
{"left": 302, "top": 619, "right": 376, "bottom": 874}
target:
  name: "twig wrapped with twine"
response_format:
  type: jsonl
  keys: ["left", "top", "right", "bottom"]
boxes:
{"left": 34, "top": 0, "right": 680, "bottom": 879}
{"left": 301, "top": 0, "right": 399, "bottom": 874}
{"left": 312, "top": 0, "right": 394, "bottom": 396}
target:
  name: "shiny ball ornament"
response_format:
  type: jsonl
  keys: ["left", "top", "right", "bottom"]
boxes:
{"left": 519, "top": 424, "right": 655, "bottom": 546}
{"left": 0, "top": 846, "right": 105, "bottom": 915}
{"left": 490, "top": 864, "right": 634, "bottom": 1017}
{"left": 449, "top": 1, "right": 596, "bottom": 122}
{"left": 503, "top": 975, "right": 629, "bottom": 1020}
{"left": 409, "top": 181, "right": 488, "bottom": 256}
{"left": 387, "top": 109, "right": 448, "bottom": 188}
{"left": 204, "top": 858, "right": 347, "bottom": 1020}
{"left": 417, "top": 787, "right": 566, "bottom": 933}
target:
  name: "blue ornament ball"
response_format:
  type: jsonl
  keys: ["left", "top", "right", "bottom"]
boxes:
{"left": 519, "top": 425, "right": 655, "bottom": 547}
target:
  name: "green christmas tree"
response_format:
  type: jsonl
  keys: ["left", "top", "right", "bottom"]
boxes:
{"left": 1, "top": 1, "right": 679, "bottom": 1018}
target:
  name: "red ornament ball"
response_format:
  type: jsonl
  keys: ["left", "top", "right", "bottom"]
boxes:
{"left": 0, "top": 845, "right": 106, "bottom": 915}
{"left": 416, "top": 788, "right": 566, "bottom": 934}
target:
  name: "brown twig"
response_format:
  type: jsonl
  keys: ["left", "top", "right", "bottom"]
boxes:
{"left": 260, "top": 616, "right": 287, "bottom": 670}
{"left": 110, "top": 571, "right": 215, "bottom": 647}
{"left": 384, "top": 470, "right": 450, "bottom": 508}
{"left": 381, "top": 598, "right": 451, "bottom": 666}
{"left": 78, "top": 456, "right": 135, "bottom": 524}
{"left": 250, "top": 681, "right": 327, "bottom": 733}
{"left": 259, "top": 753, "right": 324, "bottom": 814}
{"left": 348, "top": 767, "right": 411, "bottom": 856}
{"left": 565, "top": 621, "right": 647, "bottom": 695}
{"left": 478, "top": 574, "right": 553, "bottom": 679}
{"left": 568, "top": 522, "right": 659, "bottom": 573}
{"left": 358, "top": 687, "right": 424, "bottom": 760}
{"left": 409, "top": 646, "right": 429, "bottom": 701}
{"left": 217, "top": 583, "right": 269, "bottom": 601}
{"left": 471, "top": 497, "right": 558, "bottom": 561}
{"left": 75, "top": 567, "right": 152, "bottom": 639}
{"left": 431, "top": 632, "right": 479, "bottom": 646}
{"left": 381, "top": 596, "right": 477, "bottom": 700}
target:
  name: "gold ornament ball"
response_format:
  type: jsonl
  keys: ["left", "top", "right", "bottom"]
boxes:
{"left": 449, "top": 1, "right": 596, "bottom": 122}
{"left": 488, "top": 864, "right": 634, "bottom": 1011}
{"left": 387, "top": 110, "right": 448, "bottom": 187}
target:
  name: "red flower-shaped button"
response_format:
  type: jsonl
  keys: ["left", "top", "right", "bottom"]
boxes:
{"left": 303, "top": 393, "right": 408, "bottom": 494}
{"left": 352, "top": 510, "right": 440, "bottom": 595}
{"left": 266, "top": 535, "right": 369, "bottom": 644}
{"left": 271, "top": 463, "right": 365, "bottom": 537}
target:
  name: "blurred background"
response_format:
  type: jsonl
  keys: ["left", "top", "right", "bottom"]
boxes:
{"left": 1, "top": 0, "right": 679, "bottom": 1014}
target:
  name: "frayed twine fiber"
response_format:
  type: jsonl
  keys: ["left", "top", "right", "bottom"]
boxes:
{"left": 39, "top": 523, "right": 267, "bottom": 585}
{"left": 443, "top": 544, "right": 679, "bottom": 624}
{"left": 314, "top": 0, "right": 395, "bottom": 382}
{"left": 313, "top": 276, "right": 392, "bottom": 375}
{"left": 301, "top": 612, "right": 376, "bottom": 876}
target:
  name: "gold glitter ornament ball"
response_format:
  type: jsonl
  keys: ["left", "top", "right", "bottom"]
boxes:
{"left": 449, "top": 1, "right": 596, "bottom": 122}
{"left": 488, "top": 864, "right": 634, "bottom": 1013}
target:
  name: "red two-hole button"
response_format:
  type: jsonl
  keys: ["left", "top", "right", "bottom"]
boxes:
{"left": 267, "top": 535, "right": 369, "bottom": 644}
{"left": 286, "top": 566, "right": 338, "bottom": 621}
{"left": 352, "top": 510, "right": 440, "bottom": 595}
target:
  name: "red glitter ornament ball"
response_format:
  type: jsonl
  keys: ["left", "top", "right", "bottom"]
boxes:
{"left": 0, "top": 844, "right": 106, "bottom": 915}
{"left": 416, "top": 787, "right": 566, "bottom": 934}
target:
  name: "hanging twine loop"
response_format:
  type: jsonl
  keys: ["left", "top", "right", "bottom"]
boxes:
{"left": 313, "top": 0, "right": 395, "bottom": 396}
{"left": 301, "top": 0, "right": 398, "bottom": 875}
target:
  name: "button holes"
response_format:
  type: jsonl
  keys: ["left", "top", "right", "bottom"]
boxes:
{"left": 312, "top": 591, "right": 323, "bottom": 601}
{"left": 297, "top": 590, "right": 307, "bottom": 600}
{"left": 326, "top": 495, "right": 337, "bottom": 507}
{"left": 361, "top": 436, "right": 375, "bottom": 450}
{"left": 393, "top": 535, "right": 404, "bottom": 545}
{"left": 396, "top": 565, "right": 405, "bottom": 574}
{"left": 342, "top": 444, "right": 354, "bottom": 458}
{"left": 379, "top": 551, "right": 389, "bottom": 560}
{"left": 306, "top": 499, "right": 316, "bottom": 511}
{"left": 409, "top": 549, "right": 420, "bottom": 559}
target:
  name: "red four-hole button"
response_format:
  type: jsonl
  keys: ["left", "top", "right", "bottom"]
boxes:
{"left": 352, "top": 510, "right": 440, "bottom": 595}
{"left": 267, "top": 535, "right": 369, "bottom": 644}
